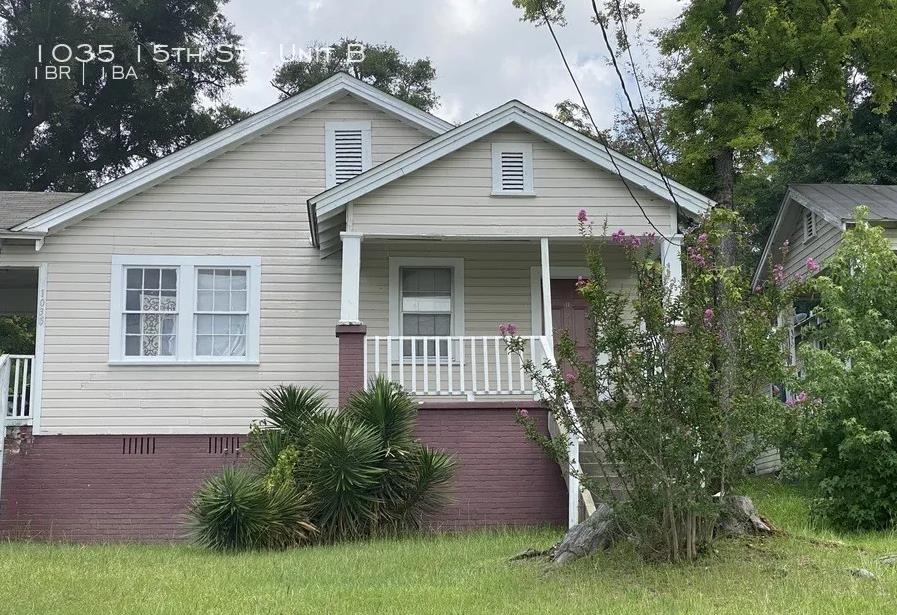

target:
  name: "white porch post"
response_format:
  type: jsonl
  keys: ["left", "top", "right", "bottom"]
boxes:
{"left": 662, "top": 234, "right": 684, "bottom": 296}
{"left": 540, "top": 238, "right": 553, "bottom": 338}
{"left": 339, "top": 232, "right": 363, "bottom": 324}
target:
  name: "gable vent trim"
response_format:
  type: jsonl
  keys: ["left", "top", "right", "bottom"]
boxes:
{"left": 491, "top": 142, "right": 534, "bottom": 195}
{"left": 326, "top": 121, "right": 372, "bottom": 189}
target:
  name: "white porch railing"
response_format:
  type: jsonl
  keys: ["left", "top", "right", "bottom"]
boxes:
{"left": 363, "top": 336, "right": 545, "bottom": 397}
{"left": 0, "top": 354, "right": 35, "bottom": 423}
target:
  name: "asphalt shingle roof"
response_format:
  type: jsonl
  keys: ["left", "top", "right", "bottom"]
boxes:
{"left": 0, "top": 191, "right": 80, "bottom": 230}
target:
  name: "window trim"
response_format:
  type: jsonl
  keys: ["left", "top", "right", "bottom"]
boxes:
{"left": 109, "top": 255, "right": 261, "bottom": 365}
{"left": 491, "top": 142, "right": 535, "bottom": 196}
{"left": 325, "top": 120, "right": 372, "bottom": 189}
{"left": 388, "top": 257, "right": 465, "bottom": 342}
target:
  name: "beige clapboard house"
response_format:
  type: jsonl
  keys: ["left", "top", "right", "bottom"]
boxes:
{"left": 0, "top": 73, "right": 712, "bottom": 540}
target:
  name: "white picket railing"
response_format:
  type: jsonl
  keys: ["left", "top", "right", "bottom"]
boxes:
{"left": 363, "top": 336, "right": 545, "bottom": 397}
{"left": 0, "top": 354, "right": 35, "bottom": 423}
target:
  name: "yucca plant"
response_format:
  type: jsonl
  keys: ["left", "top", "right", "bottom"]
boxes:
{"left": 188, "top": 467, "right": 275, "bottom": 551}
{"left": 301, "top": 414, "right": 385, "bottom": 541}
{"left": 346, "top": 377, "right": 457, "bottom": 531}
{"left": 259, "top": 385, "right": 329, "bottom": 447}
{"left": 188, "top": 466, "right": 316, "bottom": 551}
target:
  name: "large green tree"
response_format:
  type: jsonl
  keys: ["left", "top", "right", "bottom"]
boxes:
{"left": 272, "top": 38, "right": 438, "bottom": 112}
{"left": 0, "top": 0, "right": 245, "bottom": 191}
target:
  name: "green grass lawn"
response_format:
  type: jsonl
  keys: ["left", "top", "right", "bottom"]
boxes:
{"left": 2, "top": 478, "right": 897, "bottom": 614}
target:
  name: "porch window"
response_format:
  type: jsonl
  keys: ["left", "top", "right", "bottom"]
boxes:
{"left": 123, "top": 267, "right": 178, "bottom": 357}
{"left": 401, "top": 267, "right": 452, "bottom": 359}
{"left": 110, "top": 256, "right": 261, "bottom": 364}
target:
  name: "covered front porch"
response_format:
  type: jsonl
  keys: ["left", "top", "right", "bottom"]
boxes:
{"left": 336, "top": 234, "right": 683, "bottom": 401}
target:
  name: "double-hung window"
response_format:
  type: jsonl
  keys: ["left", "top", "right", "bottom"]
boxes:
{"left": 389, "top": 258, "right": 465, "bottom": 363}
{"left": 110, "top": 256, "right": 260, "bottom": 364}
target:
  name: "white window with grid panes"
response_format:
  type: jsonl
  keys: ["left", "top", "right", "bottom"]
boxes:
{"left": 123, "top": 267, "right": 179, "bottom": 358}
{"left": 388, "top": 257, "right": 465, "bottom": 363}
{"left": 195, "top": 268, "right": 249, "bottom": 358}
{"left": 110, "top": 256, "right": 261, "bottom": 364}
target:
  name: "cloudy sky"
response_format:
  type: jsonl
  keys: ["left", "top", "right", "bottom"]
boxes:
{"left": 221, "top": 0, "right": 683, "bottom": 127}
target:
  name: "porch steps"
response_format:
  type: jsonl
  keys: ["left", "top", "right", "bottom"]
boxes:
{"left": 578, "top": 441, "right": 628, "bottom": 504}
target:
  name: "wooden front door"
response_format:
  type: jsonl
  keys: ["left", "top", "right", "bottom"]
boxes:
{"left": 549, "top": 279, "right": 591, "bottom": 363}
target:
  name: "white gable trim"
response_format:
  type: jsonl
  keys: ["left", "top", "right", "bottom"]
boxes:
{"left": 14, "top": 73, "right": 452, "bottom": 234}
{"left": 308, "top": 100, "right": 714, "bottom": 247}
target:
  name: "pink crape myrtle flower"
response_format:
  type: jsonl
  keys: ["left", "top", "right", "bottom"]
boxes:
{"left": 773, "top": 263, "right": 786, "bottom": 285}
{"left": 564, "top": 372, "right": 576, "bottom": 384}
{"left": 577, "top": 209, "right": 588, "bottom": 223}
{"left": 697, "top": 233, "right": 708, "bottom": 244}
{"left": 517, "top": 408, "right": 529, "bottom": 419}
{"left": 806, "top": 257, "right": 820, "bottom": 273}
{"left": 499, "top": 322, "right": 518, "bottom": 336}
{"left": 703, "top": 308, "right": 714, "bottom": 326}
{"left": 611, "top": 229, "right": 626, "bottom": 243}
{"left": 575, "top": 275, "right": 589, "bottom": 289}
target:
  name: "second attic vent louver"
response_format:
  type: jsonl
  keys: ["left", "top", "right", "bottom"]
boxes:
{"left": 500, "top": 151, "right": 526, "bottom": 191}
{"left": 333, "top": 129, "right": 364, "bottom": 185}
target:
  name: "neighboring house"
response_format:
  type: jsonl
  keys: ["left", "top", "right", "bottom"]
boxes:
{"left": 754, "top": 183, "right": 897, "bottom": 287}
{"left": 753, "top": 183, "right": 897, "bottom": 475}
{"left": 0, "top": 73, "right": 712, "bottom": 541}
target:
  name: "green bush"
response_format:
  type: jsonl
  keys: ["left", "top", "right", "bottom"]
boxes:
{"left": 187, "top": 467, "right": 315, "bottom": 551}
{"left": 790, "top": 209, "right": 897, "bottom": 529}
{"left": 189, "top": 379, "right": 456, "bottom": 550}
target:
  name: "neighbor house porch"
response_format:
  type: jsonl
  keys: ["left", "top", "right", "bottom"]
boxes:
{"left": 0, "top": 266, "right": 43, "bottom": 429}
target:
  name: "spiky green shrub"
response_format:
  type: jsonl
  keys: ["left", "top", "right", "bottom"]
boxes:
{"left": 187, "top": 467, "right": 315, "bottom": 551}
{"left": 301, "top": 415, "right": 385, "bottom": 540}
{"left": 259, "top": 385, "right": 329, "bottom": 446}
{"left": 190, "top": 379, "right": 456, "bottom": 550}
{"left": 345, "top": 377, "right": 457, "bottom": 530}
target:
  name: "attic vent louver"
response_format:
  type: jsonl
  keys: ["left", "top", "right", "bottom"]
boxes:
{"left": 325, "top": 121, "right": 372, "bottom": 189}
{"left": 334, "top": 130, "right": 364, "bottom": 184}
{"left": 500, "top": 152, "right": 526, "bottom": 191}
{"left": 491, "top": 143, "right": 534, "bottom": 195}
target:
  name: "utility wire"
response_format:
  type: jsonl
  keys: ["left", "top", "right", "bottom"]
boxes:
{"left": 598, "top": 0, "right": 683, "bottom": 219}
{"left": 539, "top": 2, "right": 672, "bottom": 241}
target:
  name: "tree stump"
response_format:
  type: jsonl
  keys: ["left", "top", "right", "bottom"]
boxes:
{"left": 551, "top": 503, "right": 617, "bottom": 565}
{"left": 715, "top": 495, "right": 776, "bottom": 537}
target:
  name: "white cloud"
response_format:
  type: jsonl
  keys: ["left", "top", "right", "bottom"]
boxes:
{"left": 220, "top": 0, "right": 682, "bottom": 127}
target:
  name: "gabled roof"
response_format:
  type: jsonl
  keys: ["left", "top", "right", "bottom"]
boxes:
{"left": 788, "top": 183, "right": 897, "bottom": 221}
{"left": 307, "top": 99, "right": 714, "bottom": 249}
{"left": 752, "top": 183, "right": 897, "bottom": 286}
{"left": 0, "top": 191, "right": 79, "bottom": 230}
{"left": 12, "top": 73, "right": 453, "bottom": 235}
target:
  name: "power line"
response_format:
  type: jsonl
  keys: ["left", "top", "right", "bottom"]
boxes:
{"left": 537, "top": 2, "right": 672, "bottom": 240}
{"left": 600, "top": 0, "right": 683, "bottom": 217}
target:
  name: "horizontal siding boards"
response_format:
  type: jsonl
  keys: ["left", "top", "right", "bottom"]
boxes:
{"left": 0, "top": 94, "right": 431, "bottom": 435}
{"left": 350, "top": 126, "right": 673, "bottom": 238}
{"left": 359, "top": 239, "right": 635, "bottom": 338}
{"left": 781, "top": 206, "right": 842, "bottom": 283}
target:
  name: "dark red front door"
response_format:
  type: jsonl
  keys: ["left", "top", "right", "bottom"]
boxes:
{"left": 549, "top": 279, "right": 592, "bottom": 363}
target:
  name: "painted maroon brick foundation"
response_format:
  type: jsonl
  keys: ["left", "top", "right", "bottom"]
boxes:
{"left": 0, "top": 403, "right": 565, "bottom": 541}
{"left": 415, "top": 401, "right": 567, "bottom": 529}
{"left": 0, "top": 433, "right": 243, "bottom": 541}
{"left": 336, "top": 323, "right": 367, "bottom": 405}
